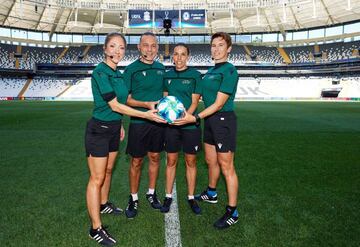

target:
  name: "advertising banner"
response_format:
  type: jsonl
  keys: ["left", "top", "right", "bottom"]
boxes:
{"left": 128, "top": 10, "right": 153, "bottom": 28}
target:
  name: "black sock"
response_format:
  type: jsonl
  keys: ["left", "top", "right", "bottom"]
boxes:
{"left": 207, "top": 186, "right": 216, "bottom": 191}
{"left": 91, "top": 227, "right": 99, "bottom": 232}
{"left": 226, "top": 205, "right": 237, "bottom": 213}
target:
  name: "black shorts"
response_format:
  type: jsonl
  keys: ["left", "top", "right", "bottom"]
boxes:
{"left": 164, "top": 126, "right": 202, "bottom": 154}
{"left": 203, "top": 111, "right": 237, "bottom": 152}
{"left": 85, "top": 118, "right": 122, "bottom": 157}
{"left": 126, "top": 122, "right": 165, "bottom": 158}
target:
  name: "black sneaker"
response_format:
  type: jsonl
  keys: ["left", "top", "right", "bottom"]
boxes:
{"left": 188, "top": 199, "right": 201, "bottom": 215}
{"left": 195, "top": 189, "right": 218, "bottom": 203}
{"left": 100, "top": 202, "right": 123, "bottom": 215}
{"left": 146, "top": 191, "right": 162, "bottom": 209}
{"left": 125, "top": 195, "right": 138, "bottom": 219}
{"left": 89, "top": 226, "right": 117, "bottom": 246}
{"left": 160, "top": 197, "right": 173, "bottom": 213}
{"left": 213, "top": 207, "right": 239, "bottom": 229}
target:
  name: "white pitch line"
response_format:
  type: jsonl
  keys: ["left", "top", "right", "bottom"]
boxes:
{"left": 164, "top": 180, "right": 183, "bottom": 247}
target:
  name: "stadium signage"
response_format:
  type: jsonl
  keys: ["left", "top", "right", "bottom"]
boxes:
{"left": 128, "top": 9, "right": 205, "bottom": 28}
{"left": 128, "top": 10, "right": 153, "bottom": 28}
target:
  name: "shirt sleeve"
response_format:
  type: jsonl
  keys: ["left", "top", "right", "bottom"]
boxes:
{"left": 219, "top": 66, "right": 238, "bottom": 95}
{"left": 92, "top": 71, "right": 116, "bottom": 102}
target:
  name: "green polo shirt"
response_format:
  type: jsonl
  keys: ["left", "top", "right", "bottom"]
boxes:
{"left": 123, "top": 59, "right": 165, "bottom": 123}
{"left": 199, "top": 62, "right": 238, "bottom": 112}
{"left": 91, "top": 62, "right": 128, "bottom": 121}
{"left": 163, "top": 67, "right": 201, "bottom": 129}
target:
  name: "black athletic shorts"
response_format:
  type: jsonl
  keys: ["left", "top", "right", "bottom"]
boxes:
{"left": 203, "top": 111, "right": 237, "bottom": 152}
{"left": 164, "top": 126, "right": 202, "bottom": 154}
{"left": 85, "top": 118, "right": 122, "bottom": 157}
{"left": 126, "top": 122, "right": 165, "bottom": 158}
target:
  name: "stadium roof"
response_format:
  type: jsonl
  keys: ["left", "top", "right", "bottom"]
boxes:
{"left": 1, "top": 0, "right": 359, "bottom": 35}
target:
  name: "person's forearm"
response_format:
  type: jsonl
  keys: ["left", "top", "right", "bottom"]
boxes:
{"left": 126, "top": 97, "right": 151, "bottom": 109}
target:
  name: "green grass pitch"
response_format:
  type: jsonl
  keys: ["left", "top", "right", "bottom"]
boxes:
{"left": 0, "top": 101, "right": 359, "bottom": 246}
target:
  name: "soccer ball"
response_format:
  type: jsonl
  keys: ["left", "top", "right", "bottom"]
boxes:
{"left": 157, "top": 96, "right": 185, "bottom": 123}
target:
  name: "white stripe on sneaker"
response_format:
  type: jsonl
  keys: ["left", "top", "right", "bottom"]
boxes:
{"left": 109, "top": 237, "right": 116, "bottom": 243}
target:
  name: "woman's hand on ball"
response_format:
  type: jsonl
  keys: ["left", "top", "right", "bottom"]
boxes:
{"left": 172, "top": 111, "right": 195, "bottom": 125}
{"left": 146, "top": 101, "right": 159, "bottom": 110}
{"left": 146, "top": 109, "right": 167, "bottom": 123}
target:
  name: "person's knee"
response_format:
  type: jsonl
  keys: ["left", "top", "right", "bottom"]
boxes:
{"left": 105, "top": 167, "right": 113, "bottom": 175}
{"left": 185, "top": 156, "right": 196, "bottom": 169}
{"left": 148, "top": 153, "right": 160, "bottom": 164}
{"left": 205, "top": 155, "right": 217, "bottom": 167}
{"left": 167, "top": 158, "right": 177, "bottom": 168}
{"left": 131, "top": 157, "right": 143, "bottom": 170}
{"left": 90, "top": 174, "right": 106, "bottom": 187}
{"left": 218, "top": 158, "right": 234, "bottom": 175}
{"left": 205, "top": 154, "right": 211, "bottom": 163}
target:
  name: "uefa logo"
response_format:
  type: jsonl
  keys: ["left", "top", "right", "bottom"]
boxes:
{"left": 182, "top": 12, "right": 190, "bottom": 21}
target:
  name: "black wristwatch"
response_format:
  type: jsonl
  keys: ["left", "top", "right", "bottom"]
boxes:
{"left": 194, "top": 113, "right": 201, "bottom": 126}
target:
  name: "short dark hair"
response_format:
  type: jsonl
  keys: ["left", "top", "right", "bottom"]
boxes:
{"left": 173, "top": 43, "right": 190, "bottom": 55}
{"left": 140, "top": 32, "right": 157, "bottom": 43}
{"left": 104, "top": 32, "right": 126, "bottom": 47}
{"left": 211, "top": 32, "right": 232, "bottom": 48}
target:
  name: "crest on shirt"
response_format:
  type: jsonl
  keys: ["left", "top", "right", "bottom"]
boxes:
{"left": 142, "top": 71, "right": 146, "bottom": 76}
{"left": 182, "top": 79, "right": 191, "bottom": 84}
{"left": 157, "top": 70, "right": 163, "bottom": 75}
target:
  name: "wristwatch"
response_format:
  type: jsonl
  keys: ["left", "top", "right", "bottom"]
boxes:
{"left": 194, "top": 113, "right": 201, "bottom": 126}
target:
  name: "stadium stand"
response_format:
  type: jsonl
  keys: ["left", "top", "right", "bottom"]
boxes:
{"left": 1, "top": 40, "right": 359, "bottom": 99}
{"left": 247, "top": 45, "right": 283, "bottom": 64}
{"left": 0, "top": 43, "right": 16, "bottom": 69}
{"left": 0, "top": 78, "right": 27, "bottom": 97}
{"left": 20, "top": 46, "right": 63, "bottom": 69}
{"left": 82, "top": 45, "right": 103, "bottom": 64}
{"left": 236, "top": 76, "right": 360, "bottom": 99}
{"left": 58, "top": 46, "right": 84, "bottom": 64}
{"left": 0, "top": 77, "right": 27, "bottom": 97}
{"left": 1, "top": 41, "right": 359, "bottom": 68}
{"left": 284, "top": 45, "right": 315, "bottom": 64}
{"left": 320, "top": 41, "right": 359, "bottom": 62}
{"left": 23, "top": 77, "right": 70, "bottom": 97}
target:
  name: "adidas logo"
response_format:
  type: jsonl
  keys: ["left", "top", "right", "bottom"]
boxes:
{"left": 226, "top": 217, "right": 237, "bottom": 225}
{"left": 100, "top": 207, "right": 113, "bottom": 214}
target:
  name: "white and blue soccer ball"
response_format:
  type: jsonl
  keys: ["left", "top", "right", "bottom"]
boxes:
{"left": 157, "top": 96, "right": 185, "bottom": 123}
